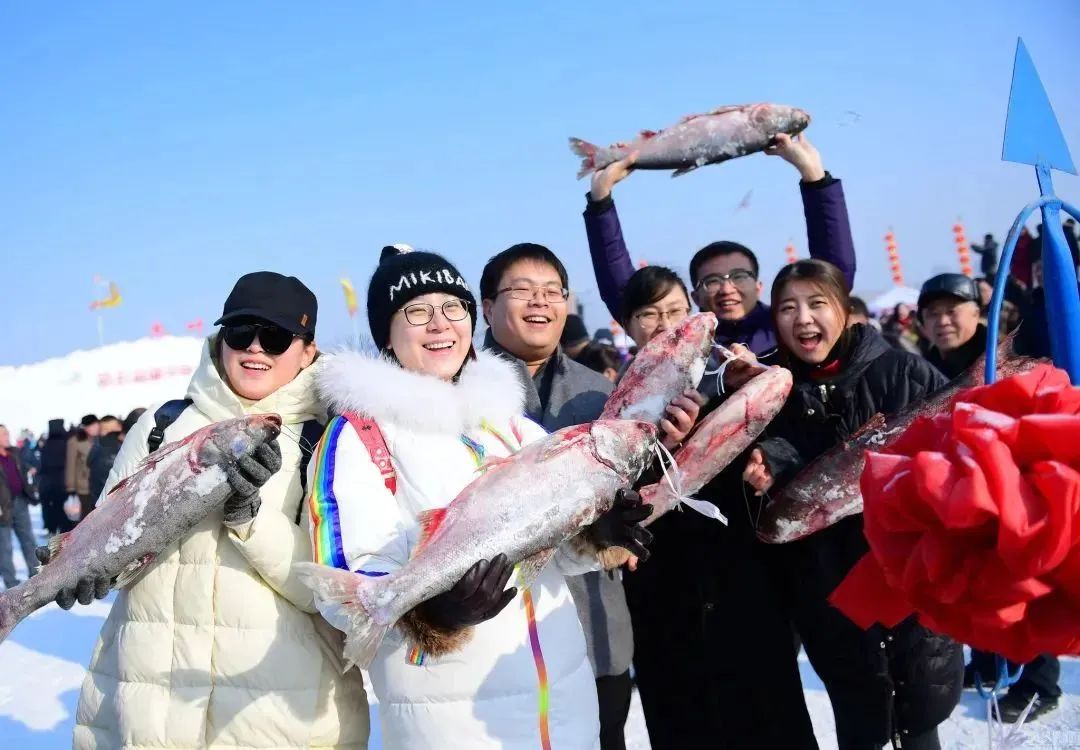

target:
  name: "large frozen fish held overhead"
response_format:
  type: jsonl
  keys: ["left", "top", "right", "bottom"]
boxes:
{"left": 295, "top": 419, "right": 658, "bottom": 670}
{"left": 570, "top": 103, "right": 810, "bottom": 179}
{"left": 0, "top": 414, "right": 282, "bottom": 643}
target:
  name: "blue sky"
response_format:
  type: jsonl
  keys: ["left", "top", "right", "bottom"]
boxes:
{"left": 3, "top": 1, "right": 1079, "bottom": 365}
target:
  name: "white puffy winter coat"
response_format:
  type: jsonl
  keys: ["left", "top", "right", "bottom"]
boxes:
{"left": 310, "top": 349, "right": 600, "bottom": 750}
{"left": 73, "top": 339, "right": 369, "bottom": 750}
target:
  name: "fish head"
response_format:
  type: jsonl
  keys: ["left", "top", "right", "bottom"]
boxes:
{"left": 674, "top": 312, "right": 718, "bottom": 383}
{"left": 589, "top": 419, "right": 657, "bottom": 482}
{"left": 749, "top": 104, "right": 811, "bottom": 138}
{"left": 200, "top": 414, "right": 283, "bottom": 467}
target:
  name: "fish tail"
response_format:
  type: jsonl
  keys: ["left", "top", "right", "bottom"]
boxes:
{"left": 568, "top": 137, "right": 601, "bottom": 179}
{"left": 293, "top": 562, "right": 391, "bottom": 670}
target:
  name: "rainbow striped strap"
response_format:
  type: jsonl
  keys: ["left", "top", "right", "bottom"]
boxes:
{"left": 308, "top": 416, "right": 349, "bottom": 570}
{"left": 522, "top": 586, "right": 552, "bottom": 750}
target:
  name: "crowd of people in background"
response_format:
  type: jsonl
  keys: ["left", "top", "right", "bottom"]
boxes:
{"left": 1, "top": 136, "right": 1072, "bottom": 750}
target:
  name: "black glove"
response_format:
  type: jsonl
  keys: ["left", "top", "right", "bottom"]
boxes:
{"left": 585, "top": 489, "right": 654, "bottom": 561}
{"left": 223, "top": 438, "right": 282, "bottom": 525}
{"left": 35, "top": 546, "right": 111, "bottom": 610}
{"left": 414, "top": 554, "right": 518, "bottom": 631}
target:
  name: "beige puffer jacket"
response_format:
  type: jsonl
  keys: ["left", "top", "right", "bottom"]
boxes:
{"left": 73, "top": 339, "right": 369, "bottom": 749}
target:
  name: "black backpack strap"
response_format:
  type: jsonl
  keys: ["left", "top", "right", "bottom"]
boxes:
{"left": 147, "top": 399, "right": 193, "bottom": 454}
{"left": 294, "top": 419, "right": 326, "bottom": 525}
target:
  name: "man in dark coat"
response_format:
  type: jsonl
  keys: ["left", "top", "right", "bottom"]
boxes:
{"left": 917, "top": 274, "right": 987, "bottom": 379}
{"left": 37, "top": 419, "right": 71, "bottom": 535}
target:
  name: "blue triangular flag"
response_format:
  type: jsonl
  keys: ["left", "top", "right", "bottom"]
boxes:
{"left": 1002, "top": 38, "right": 1076, "bottom": 174}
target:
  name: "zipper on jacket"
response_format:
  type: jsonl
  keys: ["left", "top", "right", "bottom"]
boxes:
{"left": 818, "top": 384, "right": 829, "bottom": 405}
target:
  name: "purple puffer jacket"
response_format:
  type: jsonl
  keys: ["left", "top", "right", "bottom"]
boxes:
{"left": 582, "top": 174, "right": 857, "bottom": 357}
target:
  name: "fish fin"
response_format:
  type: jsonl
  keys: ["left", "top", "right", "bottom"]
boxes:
{"left": 293, "top": 562, "right": 390, "bottom": 670}
{"left": 671, "top": 164, "right": 701, "bottom": 178}
{"left": 516, "top": 548, "right": 555, "bottom": 590}
{"left": 414, "top": 507, "right": 451, "bottom": 555}
{"left": 398, "top": 609, "right": 475, "bottom": 658}
{"left": 114, "top": 553, "right": 156, "bottom": 590}
{"left": 46, "top": 532, "right": 72, "bottom": 562}
{"left": 569, "top": 137, "right": 599, "bottom": 179}
{"left": 639, "top": 129, "right": 658, "bottom": 139}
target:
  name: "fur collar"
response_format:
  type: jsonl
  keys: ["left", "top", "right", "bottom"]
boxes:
{"left": 317, "top": 348, "right": 525, "bottom": 434}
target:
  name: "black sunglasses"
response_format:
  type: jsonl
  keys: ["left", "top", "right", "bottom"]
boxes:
{"left": 222, "top": 323, "right": 304, "bottom": 355}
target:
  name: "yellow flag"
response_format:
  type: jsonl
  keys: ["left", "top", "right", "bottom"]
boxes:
{"left": 90, "top": 281, "right": 122, "bottom": 310}
{"left": 340, "top": 277, "right": 358, "bottom": 318}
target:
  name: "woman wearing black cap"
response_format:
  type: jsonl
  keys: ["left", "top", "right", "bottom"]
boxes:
{"left": 63, "top": 271, "right": 369, "bottom": 750}
{"left": 309, "top": 246, "right": 648, "bottom": 749}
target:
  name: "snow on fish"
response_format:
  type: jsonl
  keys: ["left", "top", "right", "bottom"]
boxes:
{"left": 0, "top": 414, "right": 282, "bottom": 643}
{"left": 294, "top": 419, "right": 657, "bottom": 670}
{"left": 600, "top": 312, "right": 716, "bottom": 424}
{"left": 570, "top": 103, "right": 810, "bottom": 179}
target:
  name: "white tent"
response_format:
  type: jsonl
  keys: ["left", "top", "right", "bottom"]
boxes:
{"left": 867, "top": 286, "right": 920, "bottom": 315}
{"left": 1, "top": 336, "right": 205, "bottom": 436}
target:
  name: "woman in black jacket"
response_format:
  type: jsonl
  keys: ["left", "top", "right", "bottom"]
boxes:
{"left": 744, "top": 259, "right": 964, "bottom": 750}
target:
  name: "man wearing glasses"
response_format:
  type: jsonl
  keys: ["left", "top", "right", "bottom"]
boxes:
{"left": 480, "top": 243, "right": 654, "bottom": 750}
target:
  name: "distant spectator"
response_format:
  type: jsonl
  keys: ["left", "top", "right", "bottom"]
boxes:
{"left": 847, "top": 296, "right": 871, "bottom": 327}
{"left": 123, "top": 408, "right": 147, "bottom": 436}
{"left": 560, "top": 314, "right": 591, "bottom": 358}
{"left": 38, "top": 419, "right": 70, "bottom": 535}
{"left": 975, "top": 277, "right": 993, "bottom": 311}
{"left": 86, "top": 415, "right": 123, "bottom": 515}
{"left": 881, "top": 302, "right": 921, "bottom": 354}
{"left": 0, "top": 424, "right": 37, "bottom": 590}
{"left": 65, "top": 414, "right": 98, "bottom": 524}
{"left": 592, "top": 328, "right": 615, "bottom": 347}
{"left": 576, "top": 343, "right": 623, "bottom": 383}
{"left": 971, "top": 233, "right": 999, "bottom": 278}
{"left": 1011, "top": 227, "right": 1033, "bottom": 289}
{"left": 1064, "top": 218, "right": 1080, "bottom": 271}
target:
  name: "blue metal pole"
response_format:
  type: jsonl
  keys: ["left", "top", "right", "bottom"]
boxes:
{"left": 1034, "top": 166, "right": 1080, "bottom": 384}
{"left": 985, "top": 201, "right": 1042, "bottom": 383}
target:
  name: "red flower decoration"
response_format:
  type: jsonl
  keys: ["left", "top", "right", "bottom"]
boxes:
{"left": 830, "top": 364, "right": 1080, "bottom": 663}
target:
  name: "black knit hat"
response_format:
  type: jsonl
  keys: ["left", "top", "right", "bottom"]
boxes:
{"left": 367, "top": 244, "right": 477, "bottom": 349}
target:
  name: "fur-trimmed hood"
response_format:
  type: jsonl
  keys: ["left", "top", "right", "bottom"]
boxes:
{"left": 317, "top": 348, "right": 525, "bottom": 434}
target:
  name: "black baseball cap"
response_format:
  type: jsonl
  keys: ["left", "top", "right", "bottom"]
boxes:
{"left": 214, "top": 271, "right": 318, "bottom": 336}
{"left": 917, "top": 273, "right": 979, "bottom": 310}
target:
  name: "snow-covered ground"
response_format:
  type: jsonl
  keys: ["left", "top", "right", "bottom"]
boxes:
{"left": 1, "top": 506, "right": 1076, "bottom": 749}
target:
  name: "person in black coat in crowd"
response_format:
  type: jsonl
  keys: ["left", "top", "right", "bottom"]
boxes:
{"left": 37, "top": 419, "right": 71, "bottom": 535}
{"left": 743, "top": 259, "right": 964, "bottom": 750}
{"left": 86, "top": 415, "right": 124, "bottom": 510}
